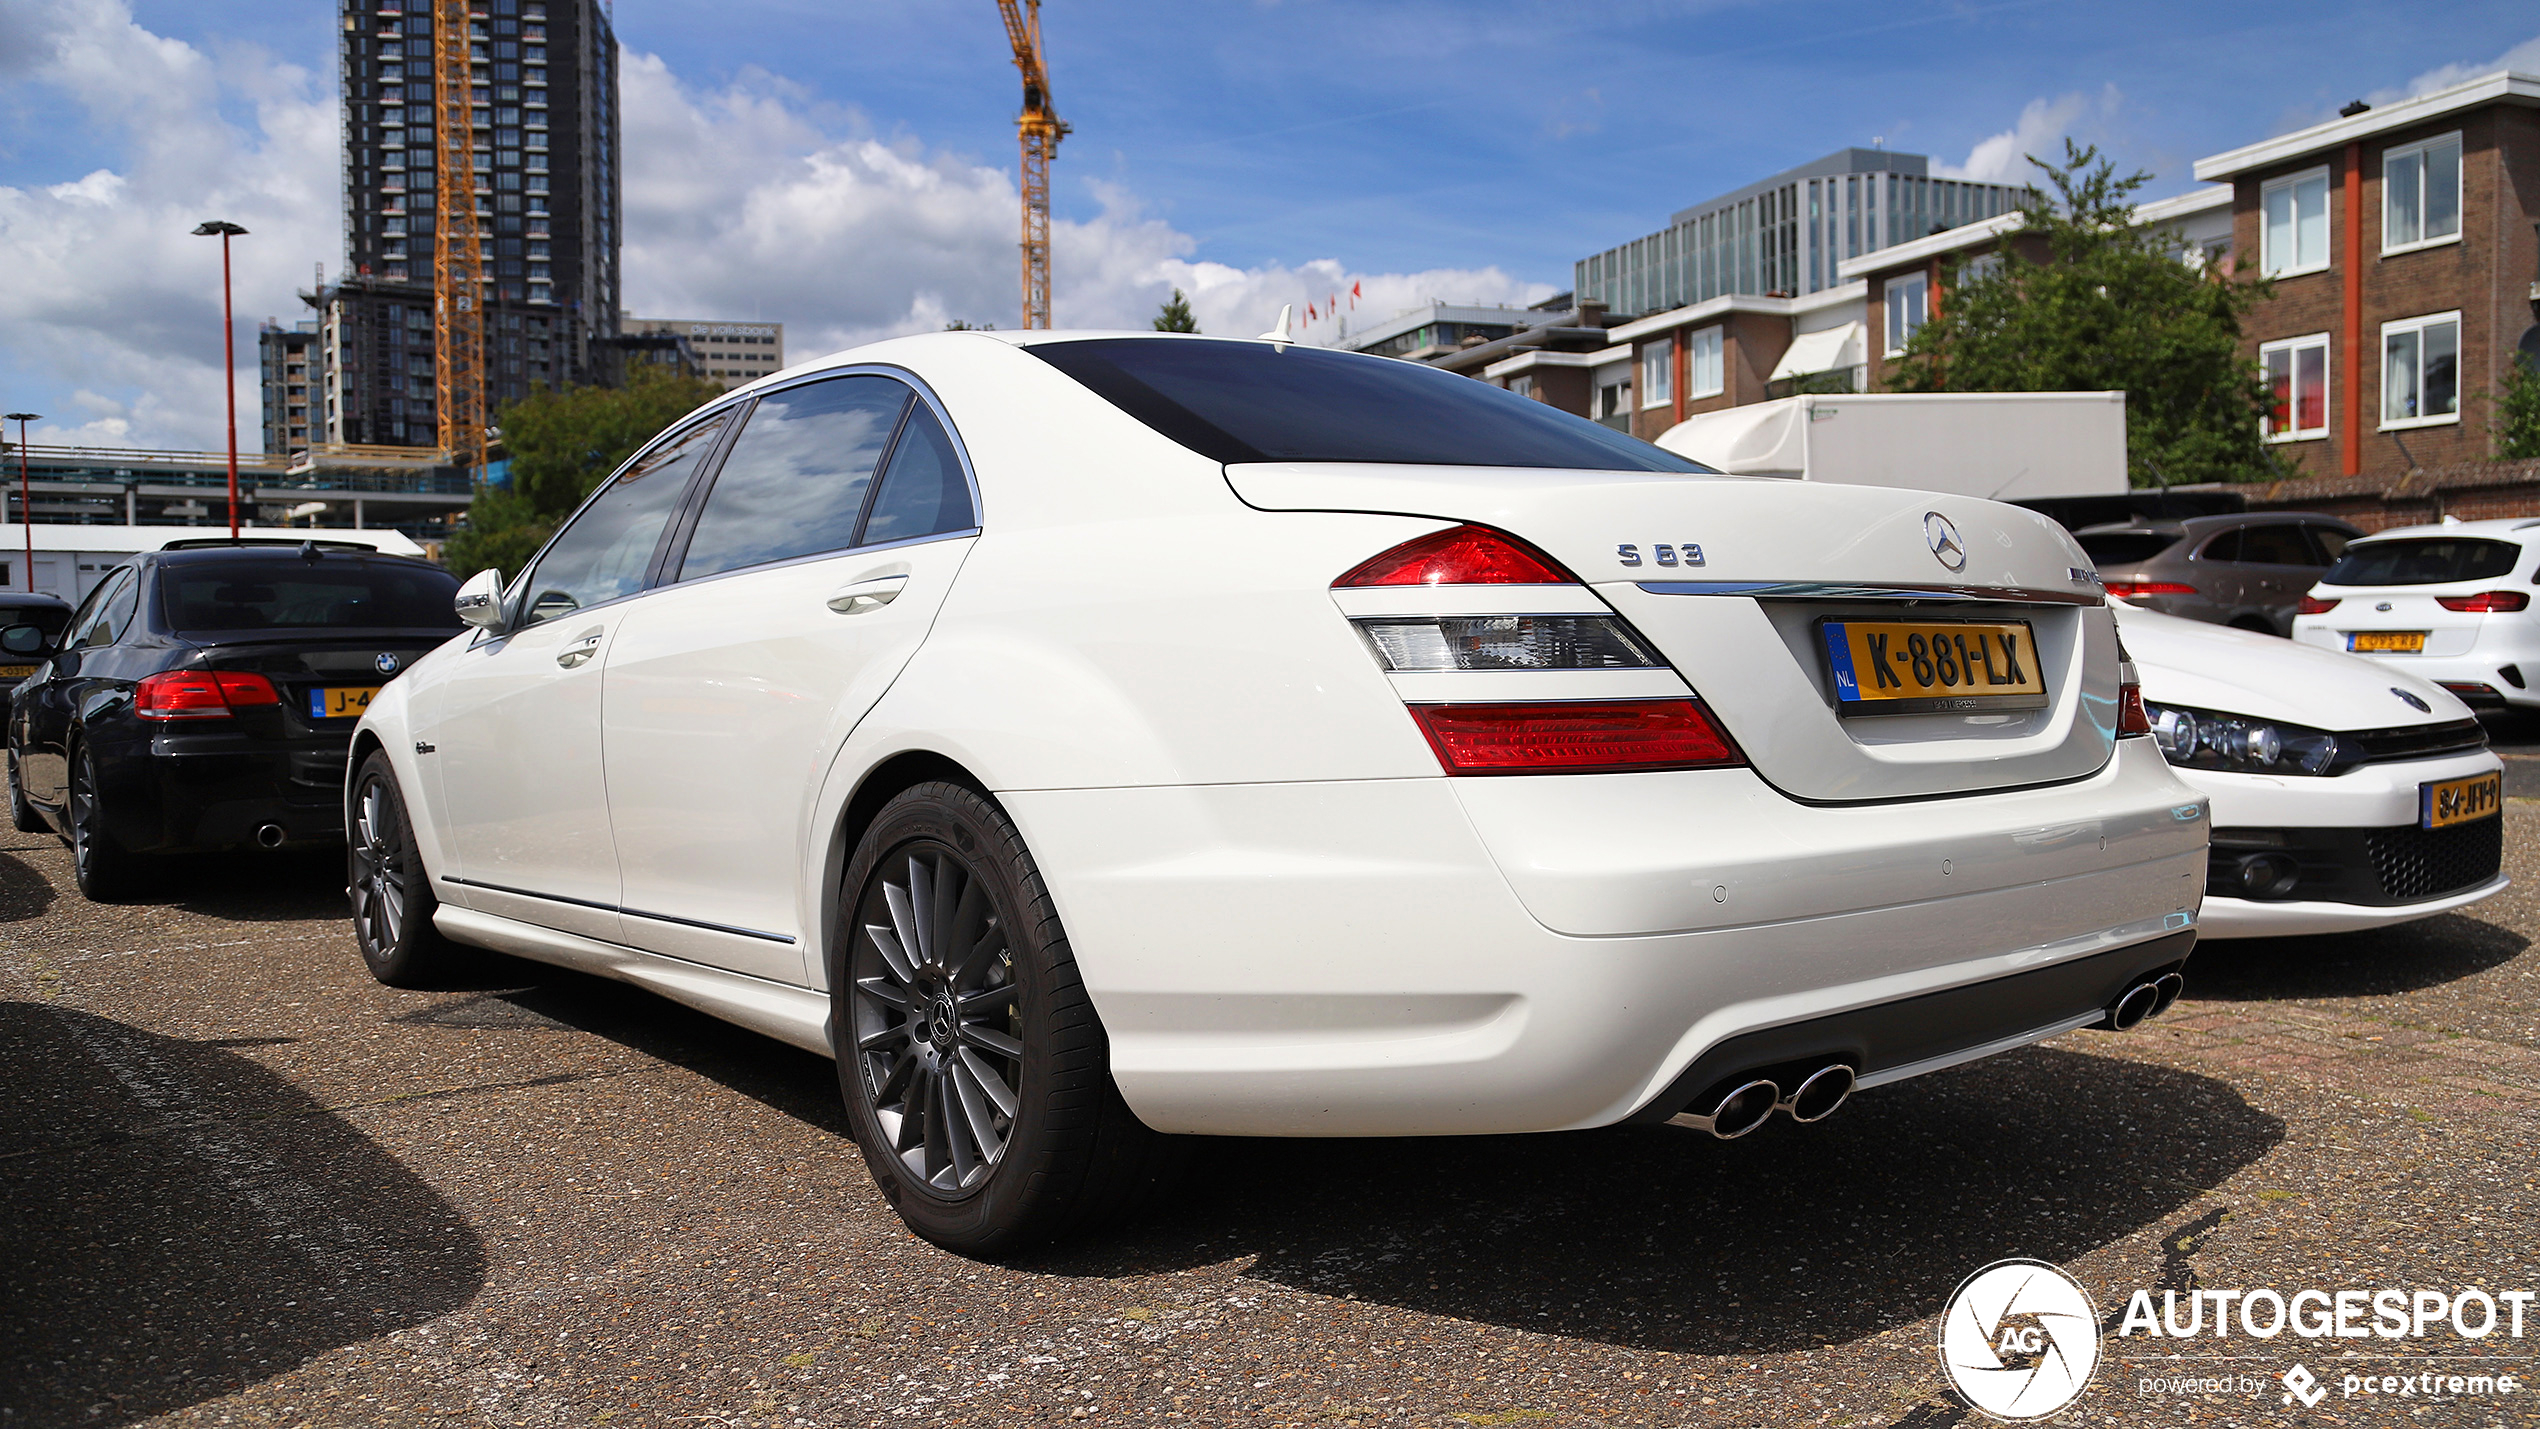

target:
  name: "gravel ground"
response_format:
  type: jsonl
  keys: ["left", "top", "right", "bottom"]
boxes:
{"left": 3, "top": 807, "right": 2536, "bottom": 1429}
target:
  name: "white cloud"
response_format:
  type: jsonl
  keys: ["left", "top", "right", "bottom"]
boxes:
{"left": 1933, "top": 86, "right": 2121, "bottom": 185}
{"left": 2368, "top": 33, "right": 2540, "bottom": 106}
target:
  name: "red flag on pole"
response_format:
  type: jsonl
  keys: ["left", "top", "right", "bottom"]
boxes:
{"left": 1307, "top": 303, "right": 1318, "bottom": 322}
{"left": 1350, "top": 280, "right": 1361, "bottom": 306}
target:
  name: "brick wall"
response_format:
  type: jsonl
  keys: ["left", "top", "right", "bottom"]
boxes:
{"left": 2236, "top": 456, "right": 2540, "bottom": 530}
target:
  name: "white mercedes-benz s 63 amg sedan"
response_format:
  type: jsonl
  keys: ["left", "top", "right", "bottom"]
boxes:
{"left": 345, "top": 330, "right": 2208, "bottom": 1252}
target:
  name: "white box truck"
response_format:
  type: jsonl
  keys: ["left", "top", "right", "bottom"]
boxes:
{"left": 1652, "top": 391, "right": 2128, "bottom": 502}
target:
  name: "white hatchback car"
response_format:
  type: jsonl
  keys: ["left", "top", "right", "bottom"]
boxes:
{"left": 347, "top": 332, "right": 2206, "bottom": 1252}
{"left": 2116, "top": 601, "right": 2505, "bottom": 937}
{"left": 2290, "top": 517, "right": 2540, "bottom": 712}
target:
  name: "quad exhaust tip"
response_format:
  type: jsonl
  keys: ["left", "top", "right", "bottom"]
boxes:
{"left": 1677, "top": 1078, "right": 1779, "bottom": 1140}
{"left": 2106, "top": 971, "right": 2186, "bottom": 1032}
{"left": 1779, "top": 1063, "right": 1856, "bottom": 1123}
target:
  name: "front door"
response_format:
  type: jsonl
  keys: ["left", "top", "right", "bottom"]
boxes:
{"left": 601, "top": 376, "right": 979, "bottom": 980}
{"left": 427, "top": 412, "right": 730, "bottom": 942}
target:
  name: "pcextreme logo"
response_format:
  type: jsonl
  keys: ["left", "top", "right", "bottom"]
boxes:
{"left": 1938, "top": 1259, "right": 2101, "bottom": 1421}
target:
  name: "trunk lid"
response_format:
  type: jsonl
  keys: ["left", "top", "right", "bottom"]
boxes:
{"left": 185, "top": 631, "right": 459, "bottom": 731}
{"left": 1232, "top": 463, "right": 2121, "bottom": 802}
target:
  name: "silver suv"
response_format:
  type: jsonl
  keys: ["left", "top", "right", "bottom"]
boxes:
{"left": 2075, "top": 513, "right": 2364, "bottom": 636}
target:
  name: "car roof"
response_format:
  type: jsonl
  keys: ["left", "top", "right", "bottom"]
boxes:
{"left": 0, "top": 591, "right": 71, "bottom": 610}
{"left": 2350, "top": 517, "right": 2540, "bottom": 543}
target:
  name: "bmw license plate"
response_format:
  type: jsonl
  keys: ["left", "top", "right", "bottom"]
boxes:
{"left": 2422, "top": 771, "right": 2502, "bottom": 829}
{"left": 2351, "top": 631, "right": 2427, "bottom": 653}
{"left": 1819, "top": 618, "right": 2049, "bottom": 716}
{"left": 310, "top": 685, "right": 380, "bottom": 719}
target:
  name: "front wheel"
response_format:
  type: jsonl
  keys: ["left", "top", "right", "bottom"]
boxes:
{"left": 348, "top": 751, "right": 464, "bottom": 987}
{"left": 835, "top": 781, "right": 1181, "bottom": 1255}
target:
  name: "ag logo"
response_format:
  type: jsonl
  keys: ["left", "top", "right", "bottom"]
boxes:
{"left": 1938, "top": 1259, "right": 2100, "bottom": 1421}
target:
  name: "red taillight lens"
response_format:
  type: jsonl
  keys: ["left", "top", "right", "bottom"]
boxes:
{"left": 1335, "top": 524, "right": 1573, "bottom": 587}
{"left": 2435, "top": 591, "right": 2530, "bottom": 613}
{"left": 2118, "top": 676, "right": 2152, "bottom": 736}
{"left": 135, "top": 669, "right": 281, "bottom": 719}
{"left": 2295, "top": 595, "right": 2340, "bottom": 616}
{"left": 1409, "top": 699, "right": 1743, "bottom": 774}
{"left": 2102, "top": 579, "right": 2198, "bottom": 598}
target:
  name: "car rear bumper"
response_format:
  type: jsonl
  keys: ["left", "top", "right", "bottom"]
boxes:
{"left": 88, "top": 727, "right": 353, "bottom": 852}
{"left": 2200, "top": 876, "right": 2507, "bottom": 938}
{"left": 2290, "top": 626, "right": 2540, "bottom": 707}
{"left": 1002, "top": 738, "right": 2207, "bottom": 1137}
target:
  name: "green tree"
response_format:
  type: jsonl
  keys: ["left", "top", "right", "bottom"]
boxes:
{"left": 1886, "top": 140, "right": 2284, "bottom": 487}
{"left": 2497, "top": 355, "right": 2540, "bottom": 460}
{"left": 1153, "top": 288, "right": 1199, "bottom": 333}
{"left": 943, "top": 319, "right": 995, "bottom": 331}
{"left": 443, "top": 367, "right": 723, "bottom": 577}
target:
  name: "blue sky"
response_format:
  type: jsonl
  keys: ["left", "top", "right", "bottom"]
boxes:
{"left": 2, "top": 0, "right": 2537, "bottom": 448}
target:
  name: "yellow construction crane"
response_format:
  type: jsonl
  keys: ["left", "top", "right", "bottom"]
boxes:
{"left": 995, "top": 0, "right": 1068, "bottom": 328}
{"left": 431, "top": 0, "right": 488, "bottom": 471}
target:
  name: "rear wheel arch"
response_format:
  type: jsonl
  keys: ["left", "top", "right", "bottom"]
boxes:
{"left": 820, "top": 750, "right": 993, "bottom": 984}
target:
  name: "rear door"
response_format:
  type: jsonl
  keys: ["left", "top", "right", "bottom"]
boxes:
{"left": 600, "top": 375, "right": 978, "bottom": 979}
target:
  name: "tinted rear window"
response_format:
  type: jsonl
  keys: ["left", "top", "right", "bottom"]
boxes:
{"left": 1028, "top": 338, "right": 1707, "bottom": 471}
{"left": 163, "top": 560, "right": 464, "bottom": 632}
{"left": 2323, "top": 538, "right": 2523, "bottom": 587}
{"left": 2075, "top": 532, "right": 2180, "bottom": 566}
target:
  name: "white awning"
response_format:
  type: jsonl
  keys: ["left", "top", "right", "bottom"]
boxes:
{"left": 1769, "top": 321, "right": 1864, "bottom": 381}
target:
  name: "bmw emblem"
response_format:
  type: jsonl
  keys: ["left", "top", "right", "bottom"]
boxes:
{"left": 1923, "top": 511, "right": 1967, "bottom": 572}
{"left": 375, "top": 652, "right": 401, "bottom": 675}
{"left": 2393, "top": 687, "right": 2431, "bottom": 713}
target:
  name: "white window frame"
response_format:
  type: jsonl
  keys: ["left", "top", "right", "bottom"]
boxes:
{"left": 2257, "top": 332, "right": 2330, "bottom": 443}
{"left": 1640, "top": 337, "right": 1673, "bottom": 409}
{"left": 1687, "top": 326, "right": 1724, "bottom": 399}
{"left": 2379, "top": 310, "right": 2462, "bottom": 431}
{"left": 1883, "top": 273, "right": 1928, "bottom": 357}
{"left": 2381, "top": 131, "right": 2463, "bottom": 255}
{"left": 2260, "top": 165, "right": 2332, "bottom": 278}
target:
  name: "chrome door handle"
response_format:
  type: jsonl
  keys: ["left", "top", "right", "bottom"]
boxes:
{"left": 827, "top": 575, "right": 909, "bottom": 615}
{"left": 556, "top": 629, "right": 604, "bottom": 668}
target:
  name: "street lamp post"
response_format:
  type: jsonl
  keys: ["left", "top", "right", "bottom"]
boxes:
{"left": 3, "top": 413, "right": 36, "bottom": 592}
{"left": 192, "top": 221, "right": 249, "bottom": 539}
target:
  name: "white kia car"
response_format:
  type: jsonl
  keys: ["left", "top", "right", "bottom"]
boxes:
{"left": 346, "top": 332, "right": 2206, "bottom": 1252}
{"left": 2115, "top": 601, "right": 2504, "bottom": 938}
{"left": 2290, "top": 518, "right": 2540, "bottom": 712}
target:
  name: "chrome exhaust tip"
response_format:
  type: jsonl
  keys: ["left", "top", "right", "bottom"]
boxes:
{"left": 254, "top": 823, "right": 287, "bottom": 850}
{"left": 2149, "top": 972, "right": 2185, "bottom": 1018}
{"left": 1779, "top": 1063, "right": 1856, "bottom": 1123}
{"left": 2108, "top": 980, "right": 2161, "bottom": 1032}
{"left": 1674, "top": 1078, "right": 1780, "bottom": 1140}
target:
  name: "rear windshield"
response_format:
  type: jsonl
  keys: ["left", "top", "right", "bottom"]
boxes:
{"left": 2075, "top": 532, "right": 2180, "bottom": 567}
{"left": 2322, "top": 538, "right": 2523, "bottom": 587}
{"left": 1027, "top": 338, "right": 1708, "bottom": 471}
{"left": 162, "top": 559, "right": 464, "bottom": 632}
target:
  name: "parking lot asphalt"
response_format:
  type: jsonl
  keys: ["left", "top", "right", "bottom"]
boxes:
{"left": 3, "top": 813, "right": 2537, "bottom": 1429}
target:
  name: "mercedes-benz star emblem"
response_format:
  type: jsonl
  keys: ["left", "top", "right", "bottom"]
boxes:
{"left": 1924, "top": 511, "right": 1968, "bottom": 572}
{"left": 2393, "top": 687, "right": 2431, "bottom": 713}
{"left": 375, "top": 652, "right": 400, "bottom": 675}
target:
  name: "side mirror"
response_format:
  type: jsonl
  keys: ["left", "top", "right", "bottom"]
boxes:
{"left": 0, "top": 624, "right": 52, "bottom": 658}
{"left": 453, "top": 568, "right": 509, "bottom": 632}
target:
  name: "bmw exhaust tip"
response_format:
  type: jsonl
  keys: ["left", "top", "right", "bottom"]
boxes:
{"left": 1675, "top": 1078, "right": 1780, "bottom": 1140}
{"left": 254, "top": 823, "right": 287, "bottom": 850}
{"left": 1779, "top": 1063, "right": 1856, "bottom": 1123}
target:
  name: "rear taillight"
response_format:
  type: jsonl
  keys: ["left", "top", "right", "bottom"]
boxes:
{"left": 1357, "top": 615, "right": 1660, "bottom": 672}
{"left": 2436, "top": 591, "right": 2530, "bottom": 613}
{"left": 1335, "top": 524, "right": 1572, "bottom": 587}
{"left": 1409, "top": 700, "right": 1743, "bottom": 774}
{"left": 135, "top": 669, "right": 281, "bottom": 719}
{"left": 2295, "top": 595, "right": 2339, "bottom": 616}
{"left": 2117, "top": 674, "right": 2152, "bottom": 737}
{"left": 2102, "top": 579, "right": 2198, "bottom": 599}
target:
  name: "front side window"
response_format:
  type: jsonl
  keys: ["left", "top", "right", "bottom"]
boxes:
{"left": 518, "top": 412, "right": 728, "bottom": 627}
{"left": 2261, "top": 167, "right": 2331, "bottom": 276}
{"left": 1687, "top": 326, "right": 1724, "bottom": 398}
{"left": 679, "top": 376, "right": 909, "bottom": 580}
{"left": 1639, "top": 337, "right": 1673, "bottom": 408}
{"left": 2383, "top": 132, "right": 2462, "bottom": 252}
{"left": 2381, "top": 312, "right": 2460, "bottom": 429}
{"left": 1884, "top": 273, "right": 1928, "bottom": 356}
{"left": 2259, "top": 333, "right": 2329, "bottom": 441}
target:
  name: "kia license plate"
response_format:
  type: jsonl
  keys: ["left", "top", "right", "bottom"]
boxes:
{"left": 1819, "top": 618, "right": 2049, "bottom": 716}
{"left": 310, "top": 685, "right": 379, "bottom": 719}
{"left": 2422, "top": 771, "right": 2502, "bottom": 829}
{"left": 2351, "top": 631, "right": 2427, "bottom": 653}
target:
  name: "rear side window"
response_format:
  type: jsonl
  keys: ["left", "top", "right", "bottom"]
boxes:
{"left": 2234, "top": 524, "right": 2318, "bottom": 566}
{"left": 679, "top": 376, "right": 910, "bottom": 580}
{"left": 70, "top": 568, "right": 137, "bottom": 647}
{"left": 2307, "top": 526, "right": 2351, "bottom": 563}
{"left": 859, "top": 402, "right": 975, "bottom": 547}
{"left": 1028, "top": 338, "right": 1708, "bottom": 471}
{"left": 520, "top": 413, "right": 728, "bottom": 626}
{"left": 163, "top": 561, "right": 462, "bottom": 632}
{"left": 2075, "top": 532, "right": 2179, "bottom": 566}
{"left": 2323, "top": 537, "right": 2523, "bottom": 586}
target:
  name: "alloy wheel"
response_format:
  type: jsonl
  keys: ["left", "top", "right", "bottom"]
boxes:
{"left": 349, "top": 777, "right": 408, "bottom": 955}
{"left": 68, "top": 752, "right": 101, "bottom": 883}
{"left": 849, "top": 843, "right": 1022, "bottom": 1197}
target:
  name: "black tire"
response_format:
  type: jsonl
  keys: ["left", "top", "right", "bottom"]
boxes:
{"left": 67, "top": 742, "right": 146, "bottom": 902}
{"left": 348, "top": 750, "right": 465, "bottom": 987}
{"left": 7, "top": 749, "right": 45, "bottom": 834}
{"left": 834, "top": 780, "right": 1183, "bottom": 1255}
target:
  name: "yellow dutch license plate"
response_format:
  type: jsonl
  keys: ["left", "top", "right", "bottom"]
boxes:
{"left": 1820, "top": 618, "right": 2049, "bottom": 715}
{"left": 310, "top": 685, "right": 379, "bottom": 719}
{"left": 2422, "top": 771, "right": 2502, "bottom": 829}
{"left": 2351, "top": 630, "right": 2427, "bottom": 653}
{"left": 0, "top": 665, "right": 34, "bottom": 680}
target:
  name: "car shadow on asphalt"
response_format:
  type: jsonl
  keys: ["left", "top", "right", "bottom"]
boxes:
{"left": 0, "top": 837, "right": 59, "bottom": 922}
{"left": 2181, "top": 914, "right": 2527, "bottom": 1000}
{"left": 150, "top": 847, "right": 352, "bottom": 923}
{"left": 0, "top": 1001, "right": 485, "bottom": 1426}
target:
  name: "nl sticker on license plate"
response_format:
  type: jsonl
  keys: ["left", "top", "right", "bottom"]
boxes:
{"left": 1820, "top": 618, "right": 2050, "bottom": 716}
{"left": 2422, "top": 771, "right": 2502, "bottom": 830}
{"left": 310, "top": 685, "right": 380, "bottom": 719}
